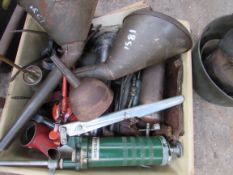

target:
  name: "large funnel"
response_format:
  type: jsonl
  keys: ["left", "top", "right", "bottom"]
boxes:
{"left": 0, "top": 0, "right": 98, "bottom": 151}
{"left": 75, "top": 10, "right": 192, "bottom": 80}
{"left": 18, "top": 0, "right": 98, "bottom": 45}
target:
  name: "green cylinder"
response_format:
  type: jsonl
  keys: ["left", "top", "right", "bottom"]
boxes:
{"left": 67, "top": 136, "right": 171, "bottom": 170}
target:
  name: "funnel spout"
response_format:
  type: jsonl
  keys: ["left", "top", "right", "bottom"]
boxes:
{"left": 18, "top": 0, "right": 98, "bottom": 45}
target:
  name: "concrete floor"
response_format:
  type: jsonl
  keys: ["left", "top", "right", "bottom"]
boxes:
{"left": 1, "top": 0, "right": 233, "bottom": 175}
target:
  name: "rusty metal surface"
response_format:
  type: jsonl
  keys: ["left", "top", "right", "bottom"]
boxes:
{"left": 163, "top": 57, "right": 184, "bottom": 141}
{"left": 18, "top": 0, "right": 98, "bottom": 45}
{"left": 140, "top": 63, "right": 164, "bottom": 124}
{"left": 74, "top": 9, "right": 192, "bottom": 80}
{"left": 152, "top": 125, "right": 172, "bottom": 138}
{"left": 113, "top": 120, "right": 140, "bottom": 136}
{"left": 204, "top": 49, "right": 233, "bottom": 95}
{"left": 69, "top": 77, "right": 113, "bottom": 122}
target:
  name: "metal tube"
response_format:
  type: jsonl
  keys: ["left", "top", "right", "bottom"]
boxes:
{"left": 32, "top": 115, "right": 55, "bottom": 129}
{"left": 50, "top": 55, "right": 80, "bottom": 88}
{"left": 0, "top": 5, "right": 25, "bottom": 55}
{"left": 0, "top": 161, "right": 48, "bottom": 167}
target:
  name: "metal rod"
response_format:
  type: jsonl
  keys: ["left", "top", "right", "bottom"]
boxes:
{"left": 50, "top": 55, "right": 81, "bottom": 88}
{"left": 0, "top": 54, "right": 26, "bottom": 73}
{"left": 0, "top": 55, "right": 40, "bottom": 81}
{"left": 33, "top": 115, "right": 55, "bottom": 129}
{"left": 0, "top": 5, "right": 25, "bottom": 56}
{"left": 0, "top": 161, "right": 48, "bottom": 167}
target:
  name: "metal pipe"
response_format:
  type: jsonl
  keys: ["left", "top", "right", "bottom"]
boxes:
{"left": 32, "top": 115, "right": 55, "bottom": 129}
{"left": 50, "top": 55, "right": 80, "bottom": 88}
{"left": 0, "top": 5, "right": 25, "bottom": 57}
{"left": 0, "top": 161, "right": 48, "bottom": 167}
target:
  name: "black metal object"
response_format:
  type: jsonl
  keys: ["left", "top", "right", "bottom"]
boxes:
{"left": 74, "top": 9, "right": 192, "bottom": 80}
{"left": 192, "top": 14, "right": 233, "bottom": 106}
{"left": 93, "top": 31, "right": 117, "bottom": 63}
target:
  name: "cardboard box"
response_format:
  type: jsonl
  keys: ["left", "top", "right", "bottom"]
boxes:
{"left": 0, "top": 7, "right": 194, "bottom": 175}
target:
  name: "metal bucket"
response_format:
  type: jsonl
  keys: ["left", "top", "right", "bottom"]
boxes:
{"left": 192, "top": 14, "right": 233, "bottom": 106}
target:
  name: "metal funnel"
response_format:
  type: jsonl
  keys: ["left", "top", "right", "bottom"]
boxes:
{"left": 74, "top": 9, "right": 192, "bottom": 80}
{"left": 18, "top": 0, "right": 98, "bottom": 45}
